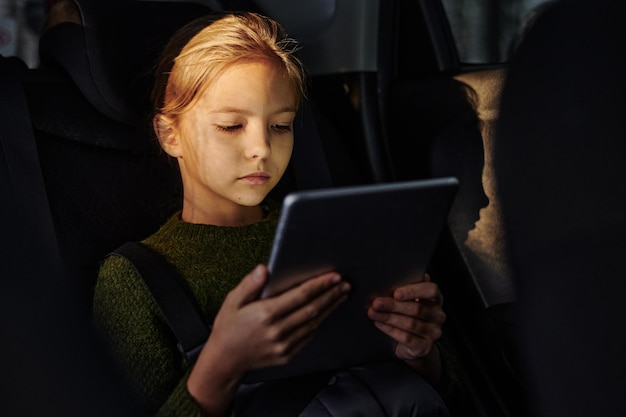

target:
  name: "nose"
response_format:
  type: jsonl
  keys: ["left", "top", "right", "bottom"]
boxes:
{"left": 245, "top": 125, "right": 271, "bottom": 160}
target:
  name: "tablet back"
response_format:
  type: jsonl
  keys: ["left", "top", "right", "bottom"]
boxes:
{"left": 246, "top": 177, "right": 458, "bottom": 382}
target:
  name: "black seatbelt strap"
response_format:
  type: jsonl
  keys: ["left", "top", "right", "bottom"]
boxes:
{"left": 112, "top": 241, "right": 210, "bottom": 361}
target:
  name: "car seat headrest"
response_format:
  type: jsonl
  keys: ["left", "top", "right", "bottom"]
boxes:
{"left": 39, "top": 0, "right": 213, "bottom": 126}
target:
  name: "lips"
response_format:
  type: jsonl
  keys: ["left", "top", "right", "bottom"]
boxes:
{"left": 239, "top": 172, "right": 270, "bottom": 185}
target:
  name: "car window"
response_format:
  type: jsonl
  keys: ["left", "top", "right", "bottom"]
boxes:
{"left": 441, "top": 0, "right": 556, "bottom": 63}
{"left": 0, "top": 0, "right": 45, "bottom": 67}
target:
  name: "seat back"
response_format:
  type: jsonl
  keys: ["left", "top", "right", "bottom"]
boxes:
{"left": 19, "top": 0, "right": 217, "bottom": 312}
{"left": 0, "top": 54, "right": 140, "bottom": 417}
{"left": 494, "top": 1, "right": 626, "bottom": 415}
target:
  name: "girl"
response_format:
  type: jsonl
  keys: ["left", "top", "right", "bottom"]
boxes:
{"left": 94, "top": 11, "right": 451, "bottom": 417}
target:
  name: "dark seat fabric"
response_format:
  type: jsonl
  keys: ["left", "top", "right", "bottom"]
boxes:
{"left": 0, "top": 54, "right": 142, "bottom": 417}
{"left": 15, "top": 0, "right": 216, "bottom": 313}
{"left": 39, "top": 0, "right": 214, "bottom": 127}
{"left": 20, "top": 65, "right": 181, "bottom": 314}
{"left": 493, "top": 0, "right": 626, "bottom": 416}
{"left": 52, "top": 152, "right": 179, "bottom": 299}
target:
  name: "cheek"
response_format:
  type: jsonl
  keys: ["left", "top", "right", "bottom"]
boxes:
{"left": 182, "top": 129, "right": 231, "bottom": 163}
{"left": 274, "top": 139, "right": 293, "bottom": 170}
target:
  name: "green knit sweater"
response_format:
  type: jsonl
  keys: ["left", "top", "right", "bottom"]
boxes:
{"left": 93, "top": 208, "right": 279, "bottom": 417}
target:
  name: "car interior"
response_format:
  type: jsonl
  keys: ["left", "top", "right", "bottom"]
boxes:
{"left": 1, "top": 0, "right": 571, "bottom": 416}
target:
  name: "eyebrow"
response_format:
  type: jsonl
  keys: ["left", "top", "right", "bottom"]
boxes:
{"left": 209, "top": 106, "right": 297, "bottom": 116}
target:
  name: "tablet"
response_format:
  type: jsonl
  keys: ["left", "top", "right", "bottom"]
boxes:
{"left": 244, "top": 177, "right": 458, "bottom": 382}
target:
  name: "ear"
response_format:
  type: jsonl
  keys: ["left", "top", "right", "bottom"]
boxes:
{"left": 153, "top": 114, "right": 182, "bottom": 158}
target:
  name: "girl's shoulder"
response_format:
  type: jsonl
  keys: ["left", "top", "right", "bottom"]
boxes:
{"left": 95, "top": 251, "right": 150, "bottom": 307}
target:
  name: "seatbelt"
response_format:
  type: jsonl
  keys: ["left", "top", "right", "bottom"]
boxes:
{"left": 112, "top": 241, "right": 210, "bottom": 361}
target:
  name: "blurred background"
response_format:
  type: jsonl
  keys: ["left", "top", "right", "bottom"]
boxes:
{"left": 1, "top": 0, "right": 554, "bottom": 69}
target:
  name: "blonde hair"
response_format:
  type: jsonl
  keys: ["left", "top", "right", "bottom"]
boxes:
{"left": 152, "top": 12, "right": 305, "bottom": 119}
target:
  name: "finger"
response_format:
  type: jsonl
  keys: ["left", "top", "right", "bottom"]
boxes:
{"left": 282, "top": 283, "right": 350, "bottom": 335}
{"left": 251, "top": 331, "right": 317, "bottom": 369}
{"left": 374, "top": 321, "right": 434, "bottom": 358}
{"left": 392, "top": 281, "right": 443, "bottom": 304}
{"left": 395, "top": 336, "right": 434, "bottom": 360}
{"left": 268, "top": 272, "right": 346, "bottom": 318}
{"left": 224, "top": 264, "right": 268, "bottom": 308}
{"left": 374, "top": 318, "right": 441, "bottom": 359}
{"left": 284, "top": 291, "right": 349, "bottom": 356}
{"left": 369, "top": 297, "right": 446, "bottom": 323}
{"left": 370, "top": 306, "right": 442, "bottom": 338}
{"left": 253, "top": 287, "right": 349, "bottom": 367}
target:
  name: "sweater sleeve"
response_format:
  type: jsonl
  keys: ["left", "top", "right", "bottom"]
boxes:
{"left": 93, "top": 255, "right": 207, "bottom": 417}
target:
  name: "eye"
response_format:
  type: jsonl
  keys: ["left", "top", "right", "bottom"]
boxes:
{"left": 272, "top": 124, "right": 292, "bottom": 133}
{"left": 216, "top": 124, "right": 242, "bottom": 133}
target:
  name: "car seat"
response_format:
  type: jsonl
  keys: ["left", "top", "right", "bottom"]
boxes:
{"left": 494, "top": 0, "right": 626, "bottom": 415}
{"left": 0, "top": 51, "right": 144, "bottom": 417}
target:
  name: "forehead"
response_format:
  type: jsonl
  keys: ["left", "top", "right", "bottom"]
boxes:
{"left": 195, "top": 59, "right": 298, "bottom": 111}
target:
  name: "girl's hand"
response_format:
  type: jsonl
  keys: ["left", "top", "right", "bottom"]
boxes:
{"left": 212, "top": 264, "right": 350, "bottom": 372}
{"left": 188, "top": 264, "right": 349, "bottom": 415}
{"left": 367, "top": 274, "right": 445, "bottom": 382}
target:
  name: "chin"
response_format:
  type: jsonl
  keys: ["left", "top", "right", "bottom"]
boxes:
{"left": 235, "top": 195, "right": 268, "bottom": 208}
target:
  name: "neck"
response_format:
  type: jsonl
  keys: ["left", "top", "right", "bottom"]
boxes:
{"left": 181, "top": 201, "right": 264, "bottom": 226}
